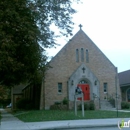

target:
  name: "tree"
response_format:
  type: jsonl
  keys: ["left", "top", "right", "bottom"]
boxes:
{"left": 0, "top": 0, "right": 79, "bottom": 87}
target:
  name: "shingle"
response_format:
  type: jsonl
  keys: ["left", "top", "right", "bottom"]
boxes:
{"left": 118, "top": 70, "right": 130, "bottom": 86}
{"left": 13, "top": 84, "right": 25, "bottom": 94}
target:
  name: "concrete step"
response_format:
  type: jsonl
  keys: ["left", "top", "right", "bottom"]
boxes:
{"left": 100, "top": 100, "right": 116, "bottom": 110}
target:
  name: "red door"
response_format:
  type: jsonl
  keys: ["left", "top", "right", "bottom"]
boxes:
{"left": 77, "top": 84, "right": 90, "bottom": 100}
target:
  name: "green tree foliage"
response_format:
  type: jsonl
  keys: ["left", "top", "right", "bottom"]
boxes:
{"left": 0, "top": 0, "right": 79, "bottom": 86}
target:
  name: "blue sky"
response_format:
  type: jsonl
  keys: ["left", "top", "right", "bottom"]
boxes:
{"left": 46, "top": 0, "right": 130, "bottom": 73}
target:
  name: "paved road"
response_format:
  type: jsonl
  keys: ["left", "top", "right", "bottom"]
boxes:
{"left": 66, "top": 126, "right": 128, "bottom": 130}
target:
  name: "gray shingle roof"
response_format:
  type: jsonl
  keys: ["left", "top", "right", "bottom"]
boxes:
{"left": 118, "top": 70, "right": 130, "bottom": 87}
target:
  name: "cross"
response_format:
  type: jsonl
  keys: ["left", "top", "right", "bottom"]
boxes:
{"left": 82, "top": 67, "right": 85, "bottom": 73}
{"left": 79, "top": 24, "right": 82, "bottom": 30}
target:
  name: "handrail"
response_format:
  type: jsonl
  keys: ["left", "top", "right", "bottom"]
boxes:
{"left": 112, "top": 93, "right": 121, "bottom": 99}
{"left": 93, "top": 93, "right": 99, "bottom": 99}
{"left": 93, "top": 93, "right": 101, "bottom": 109}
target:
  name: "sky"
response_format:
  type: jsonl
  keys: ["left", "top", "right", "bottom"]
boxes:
{"left": 46, "top": 0, "right": 130, "bottom": 73}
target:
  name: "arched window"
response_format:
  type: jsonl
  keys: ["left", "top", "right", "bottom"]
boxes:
{"left": 86, "top": 49, "right": 89, "bottom": 62}
{"left": 76, "top": 49, "right": 79, "bottom": 62}
{"left": 81, "top": 48, "right": 84, "bottom": 62}
{"left": 103, "top": 83, "right": 108, "bottom": 93}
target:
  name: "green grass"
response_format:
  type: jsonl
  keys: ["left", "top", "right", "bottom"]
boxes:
{"left": 14, "top": 110, "right": 130, "bottom": 122}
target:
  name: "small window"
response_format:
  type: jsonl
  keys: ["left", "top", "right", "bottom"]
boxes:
{"left": 86, "top": 49, "right": 89, "bottom": 62}
{"left": 58, "top": 83, "right": 62, "bottom": 93}
{"left": 104, "top": 83, "right": 107, "bottom": 93}
{"left": 79, "top": 80, "right": 87, "bottom": 84}
{"left": 76, "top": 49, "right": 79, "bottom": 62}
{"left": 81, "top": 48, "right": 84, "bottom": 62}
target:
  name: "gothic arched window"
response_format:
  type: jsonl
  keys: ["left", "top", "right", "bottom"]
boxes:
{"left": 76, "top": 49, "right": 79, "bottom": 62}
{"left": 81, "top": 48, "right": 84, "bottom": 62}
{"left": 86, "top": 49, "right": 89, "bottom": 62}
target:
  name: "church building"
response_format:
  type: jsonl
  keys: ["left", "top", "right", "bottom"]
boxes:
{"left": 43, "top": 26, "right": 121, "bottom": 110}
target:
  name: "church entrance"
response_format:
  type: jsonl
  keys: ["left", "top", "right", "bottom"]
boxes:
{"left": 77, "top": 80, "right": 90, "bottom": 100}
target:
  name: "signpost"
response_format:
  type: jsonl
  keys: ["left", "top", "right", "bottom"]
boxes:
{"left": 74, "top": 87, "right": 84, "bottom": 117}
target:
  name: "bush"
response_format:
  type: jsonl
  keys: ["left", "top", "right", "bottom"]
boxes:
{"left": 78, "top": 103, "right": 89, "bottom": 110}
{"left": 0, "top": 99, "right": 11, "bottom": 108}
{"left": 50, "top": 104, "right": 68, "bottom": 110}
{"left": 78, "top": 101, "right": 95, "bottom": 110}
{"left": 121, "top": 101, "right": 130, "bottom": 109}
{"left": 16, "top": 98, "right": 33, "bottom": 110}
{"left": 108, "top": 98, "right": 115, "bottom": 107}
{"left": 89, "top": 101, "right": 95, "bottom": 110}
{"left": 54, "top": 101, "right": 62, "bottom": 105}
{"left": 62, "top": 97, "right": 69, "bottom": 105}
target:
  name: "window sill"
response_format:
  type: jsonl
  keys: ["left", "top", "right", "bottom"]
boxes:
{"left": 58, "top": 93, "right": 62, "bottom": 95}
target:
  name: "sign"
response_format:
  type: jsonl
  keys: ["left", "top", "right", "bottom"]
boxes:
{"left": 118, "top": 119, "right": 130, "bottom": 129}
{"left": 74, "top": 92, "right": 84, "bottom": 117}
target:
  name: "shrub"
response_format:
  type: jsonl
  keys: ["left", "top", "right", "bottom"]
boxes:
{"left": 78, "top": 101, "right": 95, "bottom": 110}
{"left": 108, "top": 98, "right": 115, "bottom": 107}
{"left": 55, "top": 101, "right": 62, "bottom": 105}
{"left": 50, "top": 104, "right": 68, "bottom": 110}
{"left": 78, "top": 103, "right": 89, "bottom": 110}
{"left": 16, "top": 98, "right": 33, "bottom": 110}
{"left": 0, "top": 99, "right": 11, "bottom": 108}
{"left": 62, "top": 97, "right": 69, "bottom": 105}
{"left": 121, "top": 101, "right": 130, "bottom": 109}
{"left": 89, "top": 101, "right": 95, "bottom": 110}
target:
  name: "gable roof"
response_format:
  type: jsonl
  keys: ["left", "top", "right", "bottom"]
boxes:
{"left": 118, "top": 70, "right": 130, "bottom": 87}
{"left": 50, "top": 29, "right": 115, "bottom": 67}
{"left": 13, "top": 83, "right": 29, "bottom": 94}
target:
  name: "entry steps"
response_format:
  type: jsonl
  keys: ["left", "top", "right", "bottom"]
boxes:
{"left": 100, "top": 100, "right": 116, "bottom": 110}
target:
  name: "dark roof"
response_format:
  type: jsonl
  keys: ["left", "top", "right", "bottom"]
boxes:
{"left": 13, "top": 84, "right": 27, "bottom": 94}
{"left": 118, "top": 70, "right": 130, "bottom": 87}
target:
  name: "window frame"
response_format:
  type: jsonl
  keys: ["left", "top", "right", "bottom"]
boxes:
{"left": 81, "top": 48, "right": 84, "bottom": 62}
{"left": 86, "top": 49, "right": 89, "bottom": 62}
{"left": 76, "top": 49, "right": 79, "bottom": 62}
{"left": 103, "top": 83, "right": 108, "bottom": 93}
{"left": 58, "top": 83, "right": 62, "bottom": 94}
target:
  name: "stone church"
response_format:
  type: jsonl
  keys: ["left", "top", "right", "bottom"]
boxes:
{"left": 43, "top": 27, "right": 121, "bottom": 110}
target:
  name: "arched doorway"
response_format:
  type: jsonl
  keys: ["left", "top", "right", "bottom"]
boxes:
{"left": 77, "top": 79, "right": 90, "bottom": 100}
{"left": 127, "top": 88, "right": 130, "bottom": 102}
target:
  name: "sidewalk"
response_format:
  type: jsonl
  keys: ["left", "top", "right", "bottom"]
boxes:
{"left": 0, "top": 109, "right": 29, "bottom": 130}
{"left": 0, "top": 108, "right": 130, "bottom": 130}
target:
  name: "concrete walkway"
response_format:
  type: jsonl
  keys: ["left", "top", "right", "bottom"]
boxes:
{"left": 0, "top": 109, "right": 130, "bottom": 130}
{"left": 0, "top": 109, "right": 30, "bottom": 130}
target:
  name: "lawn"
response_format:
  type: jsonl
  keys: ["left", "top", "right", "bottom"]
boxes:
{"left": 14, "top": 110, "right": 130, "bottom": 122}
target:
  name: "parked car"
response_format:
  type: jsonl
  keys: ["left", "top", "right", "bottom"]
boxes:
{"left": 6, "top": 103, "right": 12, "bottom": 108}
